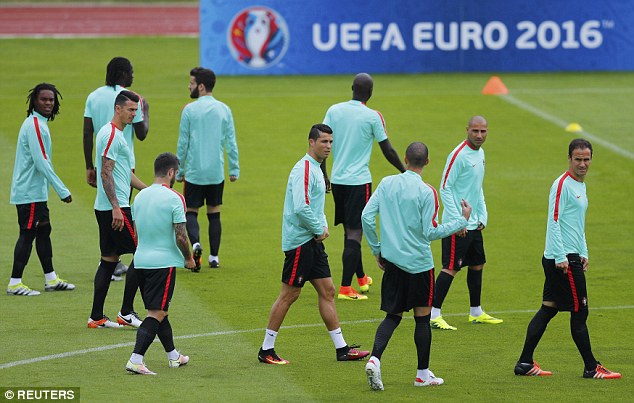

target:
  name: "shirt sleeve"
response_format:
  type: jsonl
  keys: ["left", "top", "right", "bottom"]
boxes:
{"left": 371, "top": 110, "right": 388, "bottom": 143}
{"left": 176, "top": 108, "right": 190, "bottom": 180}
{"left": 361, "top": 181, "right": 382, "bottom": 256}
{"left": 547, "top": 181, "right": 567, "bottom": 264}
{"left": 27, "top": 120, "right": 70, "bottom": 200}
{"left": 423, "top": 185, "right": 466, "bottom": 241}
{"left": 439, "top": 155, "right": 463, "bottom": 223}
{"left": 172, "top": 194, "right": 187, "bottom": 224}
{"left": 224, "top": 106, "right": 240, "bottom": 178}
{"left": 291, "top": 162, "right": 323, "bottom": 236}
{"left": 477, "top": 188, "right": 488, "bottom": 227}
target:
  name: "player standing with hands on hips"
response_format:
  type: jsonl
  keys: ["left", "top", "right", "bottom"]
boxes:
{"left": 430, "top": 116, "right": 503, "bottom": 330}
{"left": 125, "top": 152, "right": 194, "bottom": 375}
{"left": 7, "top": 83, "right": 74, "bottom": 296}
{"left": 514, "top": 139, "right": 621, "bottom": 379}
{"left": 361, "top": 142, "right": 471, "bottom": 390}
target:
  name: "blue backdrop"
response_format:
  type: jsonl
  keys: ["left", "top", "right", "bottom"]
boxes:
{"left": 200, "top": 0, "right": 634, "bottom": 75}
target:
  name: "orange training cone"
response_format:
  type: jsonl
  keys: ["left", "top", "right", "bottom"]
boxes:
{"left": 481, "top": 76, "right": 509, "bottom": 95}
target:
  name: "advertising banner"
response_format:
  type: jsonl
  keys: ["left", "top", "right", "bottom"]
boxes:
{"left": 200, "top": 0, "right": 634, "bottom": 75}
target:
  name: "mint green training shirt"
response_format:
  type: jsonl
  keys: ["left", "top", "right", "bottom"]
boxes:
{"left": 176, "top": 95, "right": 240, "bottom": 185}
{"left": 84, "top": 85, "right": 144, "bottom": 168}
{"left": 94, "top": 123, "right": 133, "bottom": 211}
{"left": 282, "top": 154, "right": 328, "bottom": 251}
{"left": 10, "top": 111, "right": 70, "bottom": 204}
{"left": 132, "top": 184, "right": 187, "bottom": 269}
{"left": 362, "top": 170, "right": 467, "bottom": 274}
{"left": 544, "top": 171, "right": 589, "bottom": 264}
{"left": 323, "top": 100, "right": 388, "bottom": 185}
{"left": 440, "top": 140, "right": 488, "bottom": 230}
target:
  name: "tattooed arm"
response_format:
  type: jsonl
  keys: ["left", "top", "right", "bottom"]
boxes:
{"left": 174, "top": 222, "right": 195, "bottom": 269}
{"left": 101, "top": 156, "right": 124, "bottom": 230}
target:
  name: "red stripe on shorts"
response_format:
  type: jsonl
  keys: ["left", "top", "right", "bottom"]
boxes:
{"left": 449, "top": 234, "right": 456, "bottom": 269}
{"left": 428, "top": 269, "right": 435, "bottom": 307}
{"left": 567, "top": 268, "right": 580, "bottom": 312}
{"left": 27, "top": 203, "right": 36, "bottom": 229}
{"left": 161, "top": 267, "right": 175, "bottom": 310}
{"left": 288, "top": 245, "right": 301, "bottom": 284}
{"left": 365, "top": 183, "right": 370, "bottom": 203}
{"left": 121, "top": 209, "right": 137, "bottom": 247}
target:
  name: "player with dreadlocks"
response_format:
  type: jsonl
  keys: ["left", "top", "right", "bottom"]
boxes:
{"left": 7, "top": 83, "right": 74, "bottom": 296}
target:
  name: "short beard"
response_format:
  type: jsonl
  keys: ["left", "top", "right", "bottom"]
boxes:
{"left": 190, "top": 87, "right": 199, "bottom": 99}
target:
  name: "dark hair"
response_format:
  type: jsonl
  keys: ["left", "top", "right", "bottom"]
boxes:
{"left": 309, "top": 123, "right": 332, "bottom": 140}
{"left": 405, "top": 142, "right": 428, "bottom": 168}
{"left": 26, "top": 83, "right": 62, "bottom": 121}
{"left": 114, "top": 90, "right": 140, "bottom": 107}
{"left": 190, "top": 67, "right": 216, "bottom": 92}
{"left": 106, "top": 57, "right": 133, "bottom": 87}
{"left": 154, "top": 152, "right": 180, "bottom": 176}
{"left": 568, "top": 138, "right": 593, "bottom": 157}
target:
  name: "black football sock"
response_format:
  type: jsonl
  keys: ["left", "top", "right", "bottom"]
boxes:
{"left": 519, "top": 304, "right": 558, "bottom": 363}
{"left": 414, "top": 314, "right": 432, "bottom": 370}
{"left": 35, "top": 223, "right": 54, "bottom": 274}
{"left": 570, "top": 308, "right": 597, "bottom": 370}
{"left": 157, "top": 316, "right": 176, "bottom": 352}
{"left": 341, "top": 239, "right": 361, "bottom": 287}
{"left": 432, "top": 271, "right": 454, "bottom": 309}
{"left": 207, "top": 212, "right": 221, "bottom": 257}
{"left": 90, "top": 259, "right": 118, "bottom": 320}
{"left": 371, "top": 314, "right": 402, "bottom": 359}
{"left": 467, "top": 269, "right": 483, "bottom": 307}
{"left": 120, "top": 261, "right": 138, "bottom": 315}
{"left": 186, "top": 211, "right": 200, "bottom": 245}
{"left": 11, "top": 228, "right": 36, "bottom": 279}
{"left": 133, "top": 317, "right": 161, "bottom": 356}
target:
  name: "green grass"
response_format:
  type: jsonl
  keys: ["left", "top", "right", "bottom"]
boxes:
{"left": 0, "top": 38, "right": 633, "bottom": 402}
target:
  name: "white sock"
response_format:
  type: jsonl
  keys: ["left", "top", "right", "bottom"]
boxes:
{"left": 167, "top": 349, "right": 180, "bottom": 360}
{"left": 9, "top": 278, "right": 22, "bottom": 286}
{"left": 209, "top": 255, "right": 219, "bottom": 263}
{"left": 262, "top": 329, "right": 278, "bottom": 350}
{"left": 328, "top": 328, "right": 347, "bottom": 349}
{"left": 470, "top": 306, "right": 483, "bottom": 317}
{"left": 430, "top": 307, "right": 441, "bottom": 320}
{"left": 44, "top": 271, "right": 57, "bottom": 282}
{"left": 417, "top": 368, "right": 430, "bottom": 380}
{"left": 130, "top": 353, "right": 144, "bottom": 365}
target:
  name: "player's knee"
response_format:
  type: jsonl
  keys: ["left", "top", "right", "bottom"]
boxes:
{"left": 571, "top": 306, "right": 589, "bottom": 323}
{"left": 36, "top": 221, "right": 51, "bottom": 237}
{"left": 19, "top": 227, "right": 37, "bottom": 243}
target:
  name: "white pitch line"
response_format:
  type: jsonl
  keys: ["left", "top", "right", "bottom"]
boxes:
{"left": 1, "top": 305, "right": 632, "bottom": 371}
{"left": 501, "top": 94, "right": 634, "bottom": 161}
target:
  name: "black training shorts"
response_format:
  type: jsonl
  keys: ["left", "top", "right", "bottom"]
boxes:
{"left": 95, "top": 208, "right": 136, "bottom": 257}
{"left": 331, "top": 183, "right": 371, "bottom": 229}
{"left": 542, "top": 254, "right": 588, "bottom": 312}
{"left": 380, "top": 260, "right": 435, "bottom": 313}
{"left": 441, "top": 229, "right": 486, "bottom": 271}
{"left": 184, "top": 181, "right": 224, "bottom": 209}
{"left": 138, "top": 267, "right": 176, "bottom": 311}
{"left": 282, "top": 239, "right": 331, "bottom": 287}
{"left": 16, "top": 202, "right": 49, "bottom": 230}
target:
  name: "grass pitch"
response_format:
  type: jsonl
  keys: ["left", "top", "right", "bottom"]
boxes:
{"left": 0, "top": 38, "right": 632, "bottom": 402}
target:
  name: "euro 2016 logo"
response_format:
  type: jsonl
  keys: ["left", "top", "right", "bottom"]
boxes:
{"left": 227, "top": 6, "right": 289, "bottom": 69}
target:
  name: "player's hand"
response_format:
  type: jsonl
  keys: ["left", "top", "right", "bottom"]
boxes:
{"left": 456, "top": 228, "right": 468, "bottom": 238}
{"left": 460, "top": 199, "right": 472, "bottom": 221}
{"left": 86, "top": 168, "right": 97, "bottom": 187}
{"left": 555, "top": 260, "right": 569, "bottom": 274}
{"left": 375, "top": 254, "right": 385, "bottom": 271}
{"left": 315, "top": 227, "right": 329, "bottom": 242}
{"left": 476, "top": 222, "right": 485, "bottom": 231}
{"left": 176, "top": 176, "right": 184, "bottom": 183}
{"left": 324, "top": 177, "right": 331, "bottom": 193}
{"left": 581, "top": 257, "right": 588, "bottom": 272}
{"left": 62, "top": 195, "right": 72, "bottom": 203}
{"left": 112, "top": 208, "right": 124, "bottom": 231}
{"left": 229, "top": 175, "right": 238, "bottom": 182}
{"left": 184, "top": 257, "right": 196, "bottom": 270}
